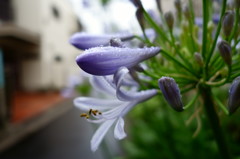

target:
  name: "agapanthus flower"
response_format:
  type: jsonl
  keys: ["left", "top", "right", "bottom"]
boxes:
{"left": 74, "top": 67, "right": 157, "bottom": 151}
{"left": 76, "top": 46, "right": 160, "bottom": 76}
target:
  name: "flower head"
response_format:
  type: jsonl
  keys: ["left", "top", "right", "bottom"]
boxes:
{"left": 74, "top": 67, "right": 157, "bottom": 151}
{"left": 76, "top": 46, "right": 160, "bottom": 76}
{"left": 158, "top": 77, "right": 183, "bottom": 112}
{"left": 228, "top": 76, "right": 240, "bottom": 114}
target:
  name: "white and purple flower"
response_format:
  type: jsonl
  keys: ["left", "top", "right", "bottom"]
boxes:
{"left": 74, "top": 67, "right": 157, "bottom": 151}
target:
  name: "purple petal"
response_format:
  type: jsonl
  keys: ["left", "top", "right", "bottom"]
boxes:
{"left": 76, "top": 46, "right": 160, "bottom": 75}
{"left": 74, "top": 97, "right": 124, "bottom": 111}
{"left": 90, "top": 76, "right": 116, "bottom": 96}
{"left": 114, "top": 117, "right": 127, "bottom": 140}
{"left": 117, "top": 88, "right": 158, "bottom": 102}
{"left": 113, "top": 67, "right": 157, "bottom": 101}
{"left": 69, "top": 32, "right": 134, "bottom": 50}
{"left": 91, "top": 119, "right": 116, "bottom": 152}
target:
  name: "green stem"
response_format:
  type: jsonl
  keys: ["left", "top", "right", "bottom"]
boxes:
{"left": 204, "top": 0, "right": 227, "bottom": 78}
{"left": 160, "top": 50, "right": 199, "bottom": 77}
{"left": 201, "top": 0, "right": 209, "bottom": 60}
{"left": 212, "top": 95, "right": 229, "bottom": 115}
{"left": 200, "top": 86, "right": 231, "bottom": 159}
{"left": 143, "top": 9, "right": 171, "bottom": 44}
{"left": 169, "top": 30, "right": 193, "bottom": 68}
{"left": 205, "top": 65, "right": 231, "bottom": 87}
{"left": 183, "top": 91, "right": 199, "bottom": 109}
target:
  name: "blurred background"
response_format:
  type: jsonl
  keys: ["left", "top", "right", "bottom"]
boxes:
{"left": 1, "top": 0, "right": 239, "bottom": 159}
{"left": 0, "top": 0, "right": 148, "bottom": 158}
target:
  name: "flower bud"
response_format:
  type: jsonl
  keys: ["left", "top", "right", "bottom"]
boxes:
{"left": 217, "top": 40, "right": 232, "bottom": 66}
{"left": 183, "top": 5, "right": 190, "bottom": 19}
{"left": 174, "top": 0, "right": 182, "bottom": 21}
{"left": 129, "top": 0, "right": 143, "bottom": 9}
{"left": 227, "top": 0, "right": 234, "bottom": 10}
{"left": 228, "top": 76, "right": 240, "bottom": 114}
{"left": 235, "top": 0, "right": 240, "bottom": 8}
{"left": 158, "top": 77, "right": 183, "bottom": 112}
{"left": 164, "top": 11, "right": 174, "bottom": 30}
{"left": 222, "top": 11, "right": 234, "bottom": 38}
{"left": 136, "top": 8, "right": 145, "bottom": 31}
{"left": 174, "top": 0, "right": 182, "bottom": 12}
{"left": 194, "top": 52, "right": 204, "bottom": 66}
{"left": 156, "top": 0, "right": 162, "bottom": 14}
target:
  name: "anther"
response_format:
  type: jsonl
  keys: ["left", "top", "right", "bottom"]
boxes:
{"left": 80, "top": 113, "right": 88, "bottom": 117}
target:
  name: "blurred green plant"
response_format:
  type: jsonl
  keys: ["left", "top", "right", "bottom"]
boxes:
{"left": 120, "top": 94, "right": 240, "bottom": 159}
{"left": 75, "top": 82, "right": 91, "bottom": 96}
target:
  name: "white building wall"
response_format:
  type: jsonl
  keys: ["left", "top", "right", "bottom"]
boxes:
{"left": 40, "top": 0, "right": 79, "bottom": 90}
{"left": 12, "top": 0, "right": 79, "bottom": 91}
{"left": 12, "top": 0, "right": 41, "bottom": 34}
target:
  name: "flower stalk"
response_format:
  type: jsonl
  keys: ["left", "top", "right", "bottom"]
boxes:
{"left": 200, "top": 86, "right": 232, "bottom": 159}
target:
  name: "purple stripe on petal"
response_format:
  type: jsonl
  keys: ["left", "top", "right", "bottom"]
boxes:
{"left": 76, "top": 46, "right": 160, "bottom": 75}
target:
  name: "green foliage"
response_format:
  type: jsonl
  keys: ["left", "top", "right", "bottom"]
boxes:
{"left": 120, "top": 96, "right": 240, "bottom": 159}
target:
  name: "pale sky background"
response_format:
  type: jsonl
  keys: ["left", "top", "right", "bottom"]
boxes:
{"left": 68, "top": 0, "right": 158, "bottom": 34}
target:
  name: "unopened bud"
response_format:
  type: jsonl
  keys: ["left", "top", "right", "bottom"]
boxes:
{"left": 235, "top": 0, "right": 240, "bottom": 8}
{"left": 158, "top": 77, "right": 183, "bottom": 112}
{"left": 183, "top": 5, "right": 190, "bottom": 19}
{"left": 222, "top": 11, "right": 234, "bottom": 38}
{"left": 136, "top": 8, "right": 145, "bottom": 31}
{"left": 156, "top": 0, "right": 162, "bottom": 13}
{"left": 227, "top": 0, "right": 235, "bottom": 10}
{"left": 228, "top": 76, "right": 240, "bottom": 114}
{"left": 174, "top": 0, "right": 182, "bottom": 12}
{"left": 217, "top": 40, "right": 232, "bottom": 66}
{"left": 164, "top": 11, "right": 174, "bottom": 30}
{"left": 129, "top": 0, "right": 143, "bottom": 9}
{"left": 194, "top": 52, "right": 204, "bottom": 66}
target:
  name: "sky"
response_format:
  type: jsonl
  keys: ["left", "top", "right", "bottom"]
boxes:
{"left": 68, "top": 0, "right": 157, "bottom": 34}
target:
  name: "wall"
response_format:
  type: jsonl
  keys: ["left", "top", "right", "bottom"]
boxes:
{"left": 11, "top": 0, "right": 80, "bottom": 91}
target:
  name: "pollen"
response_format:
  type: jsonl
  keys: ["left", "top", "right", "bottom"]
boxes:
{"left": 80, "top": 109, "right": 102, "bottom": 119}
{"left": 80, "top": 113, "right": 88, "bottom": 118}
{"left": 89, "top": 109, "right": 102, "bottom": 116}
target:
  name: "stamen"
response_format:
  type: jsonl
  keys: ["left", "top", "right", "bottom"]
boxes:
{"left": 92, "top": 110, "right": 98, "bottom": 116}
{"left": 89, "top": 109, "right": 93, "bottom": 115}
{"left": 80, "top": 113, "right": 88, "bottom": 117}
